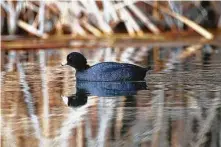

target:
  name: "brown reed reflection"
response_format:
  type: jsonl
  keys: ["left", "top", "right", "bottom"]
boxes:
{"left": 1, "top": 47, "right": 221, "bottom": 147}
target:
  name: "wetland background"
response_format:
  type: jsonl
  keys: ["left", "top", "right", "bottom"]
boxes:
{"left": 1, "top": 1, "right": 221, "bottom": 147}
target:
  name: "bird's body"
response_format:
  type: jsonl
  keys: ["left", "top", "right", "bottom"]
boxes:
{"left": 64, "top": 52, "right": 148, "bottom": 82}
{"left": 76, "top": 62, "right": 147, "bottom": 81}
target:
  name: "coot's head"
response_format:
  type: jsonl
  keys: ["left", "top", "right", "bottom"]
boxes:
{"left": 65, "top": 52, "right": 89, "bottom": 71}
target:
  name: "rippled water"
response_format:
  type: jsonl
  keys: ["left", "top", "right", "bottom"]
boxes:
{"left": 1, "top": 47, "right": 221, "bottom": 147}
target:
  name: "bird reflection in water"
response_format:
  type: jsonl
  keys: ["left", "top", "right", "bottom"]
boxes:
{"left": 62, "top": 81, "right": 147, "bottom": 107}
{"left": 61, "top": 81, "right": 147, "bottom": 145}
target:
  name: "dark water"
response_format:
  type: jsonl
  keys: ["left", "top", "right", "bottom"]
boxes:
{"left": 1, "top": 47, "right": 221, "bottom": 147}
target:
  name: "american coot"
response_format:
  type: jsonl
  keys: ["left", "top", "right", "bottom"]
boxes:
{"left": 63, "top": 52, "right": 148, "bottom": 81}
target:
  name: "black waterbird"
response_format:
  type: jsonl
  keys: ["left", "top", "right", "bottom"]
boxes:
{"left": 63, "top": 52, "right": 149, "bottom": 81}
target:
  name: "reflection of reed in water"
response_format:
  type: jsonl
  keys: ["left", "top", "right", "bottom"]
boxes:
{"left": 1, "top": 47, "right": 221, "bottom": 147}
{"left": 53, "top": 97, "right": 96, "bottom": 147}
{"left": 16, "top": 61, "right": 43, "bottom": 146}
{"left": 120, "top": 95, "right": 137, "bottom": 137}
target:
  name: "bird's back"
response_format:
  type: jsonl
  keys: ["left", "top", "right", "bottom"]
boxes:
{"left": 76, "top": 62, "right": 147, "bottom": 81}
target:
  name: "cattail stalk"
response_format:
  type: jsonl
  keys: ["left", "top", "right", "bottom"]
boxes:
{"left": 126, "top": 2, "right": 160, "bottom": 34}
{"left": 1, "top": 1, "right": 22, "bottom": 34}
{"left": 144, "top": 1, "right": 214, "bottom": 39}
{"left": 120, "top": 6, "right": 144, "bottom": 36}
{"left": 18, "top": 20, "right": 48, "bottom": 38}
{"left": 38, "top": 1, "right": 45, "bottom": 35}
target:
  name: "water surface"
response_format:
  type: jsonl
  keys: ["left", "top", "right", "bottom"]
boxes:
{"left": 1, "top": 47, "right": 221, "bottom": 147}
